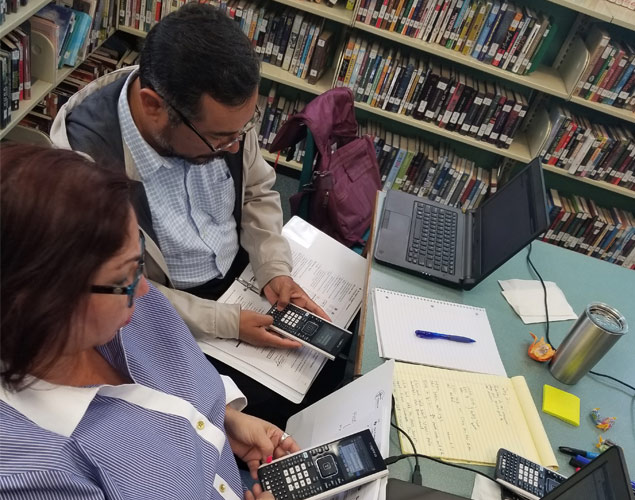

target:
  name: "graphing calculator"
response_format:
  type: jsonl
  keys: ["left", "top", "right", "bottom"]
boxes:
{"left": 495, "top": 449, "right": 567, "bottom": 500}
{"left": 266, "top": 303, "right": 352, "bottom": 360}
{"left": 258, "top": 429, "right": 388, "bottom": 500}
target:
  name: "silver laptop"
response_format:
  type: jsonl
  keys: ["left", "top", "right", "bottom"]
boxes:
{"left": 374, "top": 158, "right": 549, "bottom": 290}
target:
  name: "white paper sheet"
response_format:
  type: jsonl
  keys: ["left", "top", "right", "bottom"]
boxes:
{"left": 373, "top": 288, "right": 506, "bottom": 377}
{"left": 498, "top": 279, "right": 578, "bottom": 324}
{"left": 198, "top": 217, "right": 366, "bottom": 403}
{"left": 285, "top": 360, "right": 395, "bottom": 500}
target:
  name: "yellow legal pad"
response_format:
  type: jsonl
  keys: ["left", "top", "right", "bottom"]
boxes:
{"left": 542, "top": 385, "right": 580, "bottom": 426}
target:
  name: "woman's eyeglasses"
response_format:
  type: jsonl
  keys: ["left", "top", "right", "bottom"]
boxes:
{"left": 90, "top": 231, "right": 145, "bottom": 308}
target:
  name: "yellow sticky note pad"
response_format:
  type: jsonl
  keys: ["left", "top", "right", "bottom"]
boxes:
{"left": 542, "top": 385, "right": 580, "bottom": 426}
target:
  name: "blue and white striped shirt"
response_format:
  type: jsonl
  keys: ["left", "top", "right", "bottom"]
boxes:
{"left": 0, "top": 285, "right": 247, "bottom": 500}
{"left": 118, "top": 71, "right": 239, "bottom": 289}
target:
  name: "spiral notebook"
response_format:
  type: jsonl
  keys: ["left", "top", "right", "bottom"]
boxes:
{"left": 373, "top": 288, "right": 506, "bottom": 376}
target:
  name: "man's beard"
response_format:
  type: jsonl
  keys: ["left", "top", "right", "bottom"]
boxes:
{"left": 151, "top": 126, "right": 223, "bottom": 165}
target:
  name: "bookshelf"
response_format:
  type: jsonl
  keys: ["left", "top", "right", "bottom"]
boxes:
{"left": 0, "top": 0, "right": 52, "bottom": 39}
{"left": 270, "top": 0, "right": 354, "bottom": 25}
{"left": 0, "top": 24, "right": 115, "bottom": 140}
{"left": 113, "top": 0, "right": 634, "bottom": 204}
{"left": 262, "top": 149, "right": 303, "bottom": 171}
{"left": 261, "top": 62, "right": 334, "bottom": 96}
{"left": 542, "top": 163, "right": 635, "bottom": 198}
{"left": 351, "top": 19, "right": 572, "bottom": 99}
{"left": 355, "top": 101, "right": 534, "bottom": 162}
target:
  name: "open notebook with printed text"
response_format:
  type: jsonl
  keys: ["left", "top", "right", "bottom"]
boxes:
{"left": 197, "top": 217, "right": 367, "bottom": 403}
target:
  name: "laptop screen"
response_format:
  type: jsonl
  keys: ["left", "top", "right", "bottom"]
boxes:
{"left": 544, "top": 446, "right": 634, "bottom": 500}
{"left": 477, "top": 159, "right": 548, "bottom": 278}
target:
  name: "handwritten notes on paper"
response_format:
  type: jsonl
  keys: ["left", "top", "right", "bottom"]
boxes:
{"left": 393, "top": 362, "right": 558, "bottom": 467}
{"left": 286, "top": 361, "right": 394, "bottom": 500}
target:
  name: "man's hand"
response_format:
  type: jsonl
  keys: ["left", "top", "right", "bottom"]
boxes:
{"left": 225, "top": 407, "right": 300, "bottom": 479}
{"left": 238, "top": 309, "right": 301, "bottom": 349}
{"left": 263, "top": 276, "right": 330, "bottom": 321}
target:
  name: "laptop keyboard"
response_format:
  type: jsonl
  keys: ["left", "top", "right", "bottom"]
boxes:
{"left": 406, "top": 202, "right": 458, "bottom": 275}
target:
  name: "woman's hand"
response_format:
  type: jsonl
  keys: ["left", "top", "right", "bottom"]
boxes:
{"left": 245, "top": 483, "right": 274, "bottom": 500}
{"left": 225, "top": 407, "right": 299, "bottom": 479}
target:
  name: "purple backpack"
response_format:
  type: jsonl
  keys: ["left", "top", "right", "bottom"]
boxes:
{"left": 268, "top": 88, "right": 381, "bottom": 247}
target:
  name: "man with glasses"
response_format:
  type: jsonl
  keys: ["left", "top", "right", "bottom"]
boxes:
{"left": 50, "top": 3, "right": 338, "bottom": 423}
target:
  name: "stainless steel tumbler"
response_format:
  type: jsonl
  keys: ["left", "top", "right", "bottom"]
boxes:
{"left": 549, "top": 303, "right": 628, "bottom": 385}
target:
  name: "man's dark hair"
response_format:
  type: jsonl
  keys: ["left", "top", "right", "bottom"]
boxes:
{"left": 139, "top": 3, "right": 261, "bottom": 122}
{"left": 0, "top": 143, "right": 132, "bottom": 391}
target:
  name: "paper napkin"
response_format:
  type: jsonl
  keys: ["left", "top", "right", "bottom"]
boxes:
{"left": 498, "top": 279, "right": 578, "bottom": 324}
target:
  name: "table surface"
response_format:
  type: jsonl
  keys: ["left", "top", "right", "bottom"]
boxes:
{"left": 358, "top": 195, "right": 635, "bottom": 498}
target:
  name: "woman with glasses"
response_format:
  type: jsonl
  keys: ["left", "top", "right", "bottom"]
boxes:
{"left": 0, "top": 143, "right": 298, "bottom": 499}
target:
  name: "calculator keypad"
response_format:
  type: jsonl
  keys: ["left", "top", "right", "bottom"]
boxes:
{"left": 498, "top": 452, "right": 545, "bottom": 498}
{"left": 269, "top": 306, "right": 324, "bottom": 343}
{"left": 259, "top": 451, "right": 327, "bottom": 500}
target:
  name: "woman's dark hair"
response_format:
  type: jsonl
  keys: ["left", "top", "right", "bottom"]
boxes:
{"left": 1, "top": 143, "right": 132, "bottom": 391}
{"left": 139, "top": 3, "right": 261, "bottom": 122}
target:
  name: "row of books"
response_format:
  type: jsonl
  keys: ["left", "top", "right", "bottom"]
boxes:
{"left": 544, "top": 189, "right": 635, "bottom": 269}
{"left": 254, "top": 84, "right": 500, "bottom": 212}
{"left": 1, "top": 0, "right": 28, "bottom": 26}
{"left": 356, "top": 0, "right": 556, "bottom": 76}
{"left": 605, "top": 0, "right": 635, "bottom": 11}
{"left": 1, "top": 22, "right": 31, "bottom": 129}
{"left": 214, "top": 0, "right": 336, "bottom": 85}
{"left": 577, "top": 25, "right": 635, "bottom": 111}
{"left": 19, "top": 46, "right": 138, "bottom": 132}
{"left": 540, "top": 105, "right": 634, "bottom": 190}
{"left": 256, "top": 86, "right": 309, "bottom": 164}
{"left": 369, "top": 125, "right": 501, "bottom": 209}
{"left": 34, "top": 3, "right": 96, "bottom": 69}
{"left": 336, "top": 33, "right": 530, "bottom": 150}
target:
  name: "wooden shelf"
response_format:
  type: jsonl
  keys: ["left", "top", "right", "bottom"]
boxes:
{"left": 605, "top": 2, "right": 635, "bottom": 30}
{"left": 542, "top": 163, "right": 635, "bottom": 199}
{"left": 570, "top": 95, "right": 635, "bottom": 123}
{"left": 0, "top": 79, "right": 51, "bottom": 139}
{"left": 118, "top": 25, "right": 148, "bottom": 38}
{"left": 271, "top": 0, "right": 353, "bottom": 25}
{"left": 262, "top": 149, "right": 303, "bottom": 171}
{"left": 0, "top": 32, "right": 115, "bottom": 139}
{"left": 546, "top": 0, "right": 613, "bottom": 22}
{"left": 261, "top": 62, "right": 334, "bottom": 95}
{"left": 354, "top": 101, "right": 533, "bottom": 162}
{"left": 352, "top": 22, "right": 570, "bottom": 99}
{"left": 0, "top": 0, "right": 52, "bottom": 38}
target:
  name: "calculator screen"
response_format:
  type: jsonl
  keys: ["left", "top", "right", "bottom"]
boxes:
{"left": 339, "top": 435, "right": 375, "bottom": 479}
{"left": 312, "top": 324, "right": 341, "bottom": 350}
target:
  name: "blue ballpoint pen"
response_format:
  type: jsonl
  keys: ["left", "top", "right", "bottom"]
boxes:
{"left": 415, "top": 330, "right": 476, "bottom": 343}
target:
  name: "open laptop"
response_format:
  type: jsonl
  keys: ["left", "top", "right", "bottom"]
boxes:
{"left": 374, "top": 158, "right": 549, "bottom": 290}
{"left": 541, "top": 445, "right": 634, "bottom": 500}
{"left": 386, "top": 445, "right": 634, "bottom": 500}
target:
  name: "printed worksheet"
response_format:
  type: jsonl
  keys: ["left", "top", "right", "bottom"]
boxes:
{"left": 198, "top": 217, "right": 366, "bottom": 403}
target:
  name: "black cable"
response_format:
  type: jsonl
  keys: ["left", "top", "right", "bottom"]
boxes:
{"left": 588, "top": 370, "right": 635, "bottom": 392}
{"left": 526, "top": 243, "right": 551, "bottom": 346}
{"left": 526, "top": 245, "right": 634, "bottom": 393}
{"left": 384, "top": 453, "right": 498, "bottom": 487}
{"left": 391, "top": 397, "right": 422, "bottom": 485}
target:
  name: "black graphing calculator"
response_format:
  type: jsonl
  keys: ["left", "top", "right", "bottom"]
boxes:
{"left": 258, "top": 429, "right": 388, "bottom": 500}
{"left": 495, "top": 449, "right": 566, "bottom": 500}
{"left": 266, "top": 303, "right": 352, "bottom": 360}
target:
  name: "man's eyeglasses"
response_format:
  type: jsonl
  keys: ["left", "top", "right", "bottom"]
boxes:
{"left": 158, "top": 91, "right": 261, "bottom": 154}
{"left": 91, "top": 231, "right": 146, "bottom": 308}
